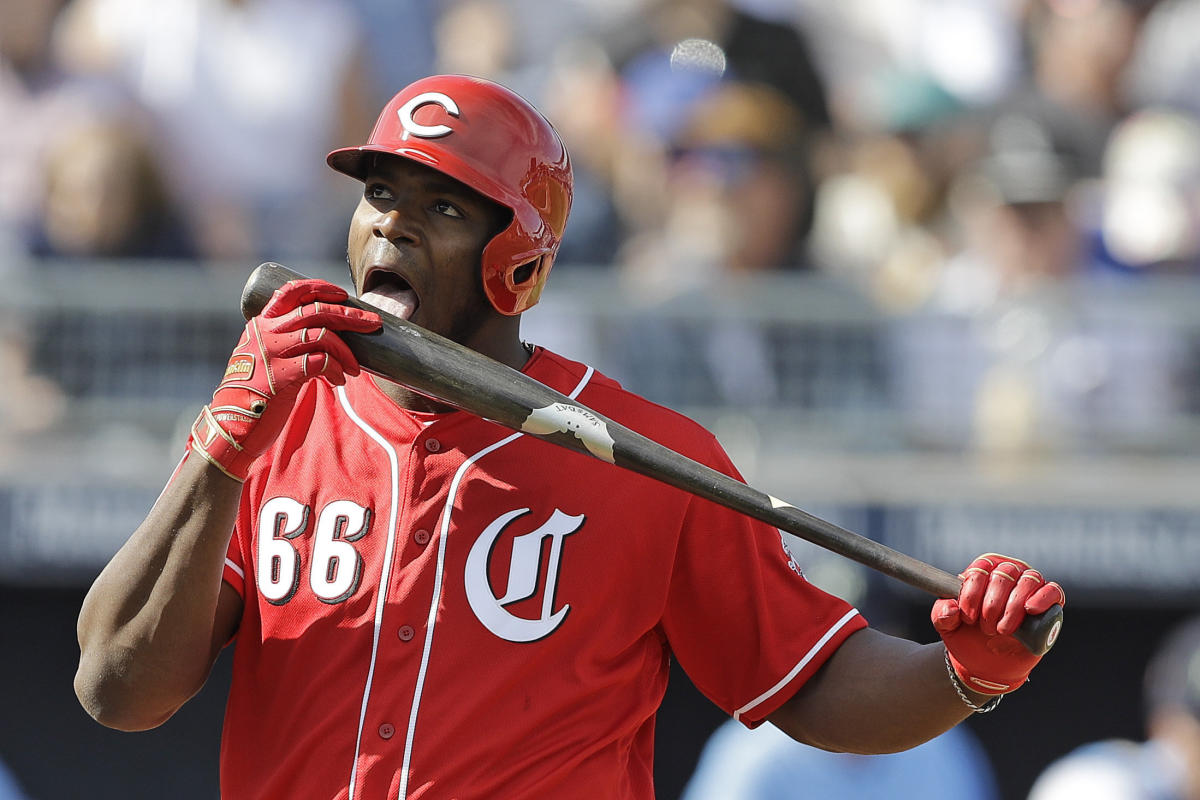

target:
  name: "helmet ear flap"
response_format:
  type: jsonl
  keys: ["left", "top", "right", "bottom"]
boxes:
{"left": 483, "top": 247, "right": 551, "bottom": 316}
{"left": 480, "top": 196, "right": 559, "bottom": 314}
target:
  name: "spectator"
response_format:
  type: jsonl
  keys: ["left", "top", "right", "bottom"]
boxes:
{"left": 806, "top": 112, "right": 965, "bottom": 312}
{"left": 609, "top": 80, "right": 819, "bottom": 407}
{"left": 1124, "top": 0, "right": 1200, "bottom": 118}
{"left": 1028, "top": 614, "right": 1200, "bottom": 800}
{"left": 884, "top": 107, "right": 1190, "bottom": 457}
{"left": 609, "top": 0, "right": 832, "bottom": 134}
{"left": 792, "top": 0, "right": 1022, "bottom": 129}
{"left": 681, "top": 718, "right": 1000, "bottom": 800}
{"left": 620, "top": 79, "right": 819, "bottom": 288}
{"left": 52, "top": 0, "right": 377, "bottom": 263}
{"left": 1080, "top": 108, "right": 1200, "bottom": 275}
{"left": 0, "top": 0, "right": 102, "bottom": 255}
{"left": 538, "top": 44, "right": 626, "bottom": 267}
{"left": 0, "top": 757, "right": 30, "bottom": 800}
{"left": 29, "top": 113, "right": 195, "bottom": 259}
{"left": 993, "top": 0, "right": 1158, "bottom": 177}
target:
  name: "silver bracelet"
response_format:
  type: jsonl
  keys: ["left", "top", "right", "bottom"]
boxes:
{"left": 944, "top": 649, "right": 1004, "bottom": 713}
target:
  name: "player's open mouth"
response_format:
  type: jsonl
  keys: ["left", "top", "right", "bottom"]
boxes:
{"left": 361, "top": 268, "right": 419, "bottom": 320}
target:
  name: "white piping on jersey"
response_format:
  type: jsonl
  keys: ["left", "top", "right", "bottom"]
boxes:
{"left": 732, "top": 608, "right": 861, "bottom": 723}
{"left": 223, "top": 558, "right": 244, "bottom": 581}
{"left": 335, "top": 386, "right": 405, "bottom": 800}
{"left": 337, "top": 363, "right": 596, "bottom": 800}
{"left": 398, "top": 429, "right": 524, "bottom": 798}
{"left": 398, "top": 364, "right": 594, "bottom": 799}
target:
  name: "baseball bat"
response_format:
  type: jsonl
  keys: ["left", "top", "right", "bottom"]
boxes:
{"left": 242, "top": 262, "right": 1063, "bottom": 656}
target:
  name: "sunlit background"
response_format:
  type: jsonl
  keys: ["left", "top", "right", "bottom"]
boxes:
{"left": 3, "top": 0, "right": 1199, "bottom": 798}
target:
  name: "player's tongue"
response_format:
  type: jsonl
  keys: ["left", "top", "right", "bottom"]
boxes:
{"left": 362, "top": 282, "right": 418, "bottom": 320}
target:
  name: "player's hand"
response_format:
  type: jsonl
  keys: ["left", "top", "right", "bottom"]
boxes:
{"left": 189, "top": 279, "right": 381, "bottom": 480}
{"left": 931, "top": 553, "right": 1065, "bottom": 695}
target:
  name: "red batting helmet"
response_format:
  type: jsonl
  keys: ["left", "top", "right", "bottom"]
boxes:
{"left": 328, "top": 74, "right": 573, "bottom": 315}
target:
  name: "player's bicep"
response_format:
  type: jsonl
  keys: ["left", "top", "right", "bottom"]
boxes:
{"left": 767, "top": 627, "right": 940, "bottom": 753}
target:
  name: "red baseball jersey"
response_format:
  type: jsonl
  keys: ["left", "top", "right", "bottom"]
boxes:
{"left": 218, "top": 347, "right": 865, "bottom": 799}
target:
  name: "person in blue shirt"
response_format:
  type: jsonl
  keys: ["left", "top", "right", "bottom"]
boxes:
{"left": 681, "top": 712, "right": 999, "bottom": 800}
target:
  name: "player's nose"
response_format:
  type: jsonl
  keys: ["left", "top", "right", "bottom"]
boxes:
{"left": 372, "top": 204, "right": 422, "bottom": 246}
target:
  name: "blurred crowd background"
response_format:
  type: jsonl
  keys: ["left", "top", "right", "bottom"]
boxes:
{"left": 4, "top": 0, "right": 1200, "bottom": 798}
{"left": 8, "top": 0, "right": 1200, "bottom": 454}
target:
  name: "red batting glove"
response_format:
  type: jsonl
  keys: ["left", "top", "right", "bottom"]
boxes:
{"left": 932, "top": 553, "right": 1065, "bottom": 695}
{"left": 189, "top": 279, "right": 381, "bottom": 481}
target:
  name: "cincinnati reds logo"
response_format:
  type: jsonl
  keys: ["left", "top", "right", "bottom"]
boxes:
{"left": 397, "top": 91, "right": 460, "bottom": 139}
{"left": 465, "top": 508, "right": 584, "bottom": 642}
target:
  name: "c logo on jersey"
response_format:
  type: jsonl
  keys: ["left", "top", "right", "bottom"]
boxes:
{"left": 397, "top": 91, "right": 460, "bottom": 139}
{"left": 465, "top": 508, "right": 585, "bottom": 642}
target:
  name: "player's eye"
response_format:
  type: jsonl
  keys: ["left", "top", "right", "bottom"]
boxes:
{"left": 433, "top": 199, "right": 464, "bottom": 219}
{"left": 365, "top": 183, "right": 393, "bottom": 202}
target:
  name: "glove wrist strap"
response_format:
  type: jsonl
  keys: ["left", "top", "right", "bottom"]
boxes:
{"left": 944, "top": 649, "right": 1003, "bottom": 713}
{"left": 189, "top": 405, "right": 251, "bottom": 482}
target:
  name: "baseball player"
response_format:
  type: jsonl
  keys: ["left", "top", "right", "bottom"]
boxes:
{"left": 74, "top": 75, "right": 1065, "bottom": 799}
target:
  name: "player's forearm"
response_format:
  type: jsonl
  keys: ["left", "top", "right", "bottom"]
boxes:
{"left": 768, "top": 628, "right": 979, "bottom": 754}
{"left": 75, "top": 451, "right": 241, "bottom": 730}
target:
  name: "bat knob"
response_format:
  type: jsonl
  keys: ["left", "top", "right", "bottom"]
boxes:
{"left": 241, "top": 262, "right": 302, "bottom": 320}
{"left": 1015, "top": 604, "right": 1064, "bottom": 656}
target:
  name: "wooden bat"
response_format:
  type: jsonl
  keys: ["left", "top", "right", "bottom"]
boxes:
{"left": 242, "top": 262, "right": 1063, "bottom": 656}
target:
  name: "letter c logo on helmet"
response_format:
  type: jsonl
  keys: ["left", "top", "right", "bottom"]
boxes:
{"left": 327, "top": 75, "right": 573, "bottom": 315}
{"left": 396, "top": 92, "right": 460, "bottom": 139}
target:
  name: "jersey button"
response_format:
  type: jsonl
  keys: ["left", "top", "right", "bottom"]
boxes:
{"left": 398, "top": 625, "right": 415, "bottom": 642}
{"left": 413, "top": 529, "right": 431, "bottom": 546}
{"left": 379, "top": 723, "right": 395, "bottom": 740}
{"left": 424, "top": 438, "right": 441, "bottom": 453}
